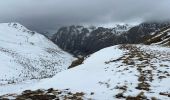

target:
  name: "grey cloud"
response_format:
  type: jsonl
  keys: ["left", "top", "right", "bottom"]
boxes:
{"left": 0, "top": 0, "right": 170, "bottom": 32}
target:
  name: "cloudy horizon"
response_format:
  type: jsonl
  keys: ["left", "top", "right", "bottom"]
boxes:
{"left": 0, "top": 0, "right": 170, "bottom": 32}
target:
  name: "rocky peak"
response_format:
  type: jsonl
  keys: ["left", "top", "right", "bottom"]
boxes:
{"left": 7, "top": 22, "right": 36, "bottom": 35}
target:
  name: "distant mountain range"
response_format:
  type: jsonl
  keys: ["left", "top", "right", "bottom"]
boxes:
{"left": 49, "top": 22, "right": 170, "bottom": 56}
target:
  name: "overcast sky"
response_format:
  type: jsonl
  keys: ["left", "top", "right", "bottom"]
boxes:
{"left": 0, "top": 0, "right": 170, "bottom": 32}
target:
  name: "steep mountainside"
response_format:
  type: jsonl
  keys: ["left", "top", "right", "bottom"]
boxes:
{"left": 126, "top": 22, "right": 170, "bottom": 43}
{"left": 1, "top": 44, "right": 170, "bottom": 100}
{"left": 145, "top": 25, "right": 170, "bottom": 46}
{"left": 51, "top": 25, "right": 131, "bottom": 56}
{"left": 0, "top": 23, "right": 74, "bottom": 85}
{"left": 50, "top": 22, "right": 170, "bottom": 56}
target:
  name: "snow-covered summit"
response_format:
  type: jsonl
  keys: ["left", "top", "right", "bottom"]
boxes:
{"left": 1, "top": 23, "right": 34, "bottom": 34}
{"left": 0, "top": 23, "right": 74, "bottom": 85}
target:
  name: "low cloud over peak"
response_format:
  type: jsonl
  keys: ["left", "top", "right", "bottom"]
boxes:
{"left": 0, "top": 0, "right": 170, "bottom": 32}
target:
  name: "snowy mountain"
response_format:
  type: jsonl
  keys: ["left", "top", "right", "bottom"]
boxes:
{"left": 0, "top": 23, "right": 74, "bottom": 85}
{"left": 1, "top": 44, "right": 170, "bottom": 100}
{"left": 0, "top": 22, "right": 170, "bottom": 100}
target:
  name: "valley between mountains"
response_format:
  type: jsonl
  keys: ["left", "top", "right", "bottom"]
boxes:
{"left": 0, "top": 22, "right": 170, "bottom": 100}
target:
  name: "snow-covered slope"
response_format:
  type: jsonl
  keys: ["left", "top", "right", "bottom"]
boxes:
{"left": 33, "top": 45, "right": 170, "bottom": 100}
{"left": 146, "top": 26, "right": 170, "bottom": 46}
{"left": 0, "top": 23, "right": 74, "bottom": 85}
{"left": 1, "top": 44, "right": 170, "bottom": 100}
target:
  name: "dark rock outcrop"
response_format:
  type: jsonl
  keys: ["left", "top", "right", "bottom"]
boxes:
{"left": 0, "top": 88, "right": 86, "bottom": 100}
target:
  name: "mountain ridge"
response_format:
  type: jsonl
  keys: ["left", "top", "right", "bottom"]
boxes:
{"left": 51, "top": 24, "right": 131, "bottom": 56}
{"left": 0, "top": 23, "right": 74, "bottom": 85}
{"left": 49, "top": 22, "right": 170, "bottom": 56}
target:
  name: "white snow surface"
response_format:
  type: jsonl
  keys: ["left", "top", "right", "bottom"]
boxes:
{"left": 1, "top": 44, "right": 169, "bottom": 100}
{"left": 34, "top": 45, "right": 126, "bottom": 99}
{"left": 0, "top": 23, "right": 74, "bottom": 85}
